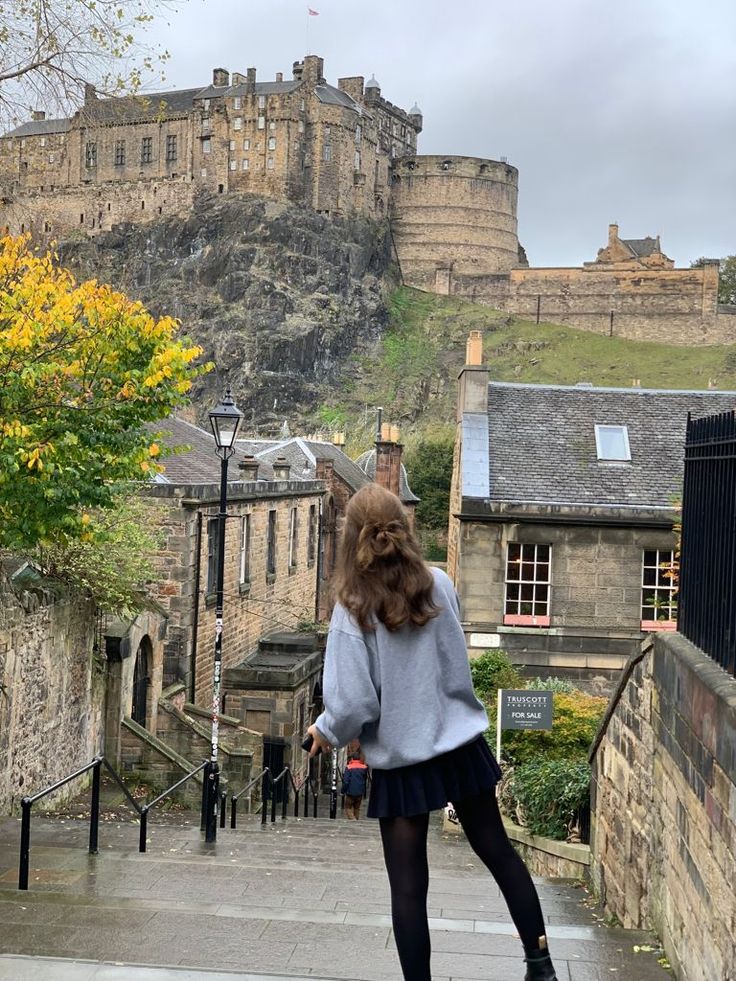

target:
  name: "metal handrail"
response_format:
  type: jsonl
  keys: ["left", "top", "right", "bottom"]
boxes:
{"left": 230, "top": 765, "right": 319, "bottom": 829}
{"left": 18, "top": 756, "right": 103, "bottom": 890}
{"left": 139, "top": 760, "right": 208, "bottom": 853}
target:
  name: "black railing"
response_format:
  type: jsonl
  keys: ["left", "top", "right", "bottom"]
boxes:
{"left": 18, "top": 756, "right": 142, "bottom": 890}
{"left": 139, "top": 760, "right": 208, "bottom": 853}
{"left": 679, "top": 410, "right": 736, "bottom": 676}
{"left": 229, "top": 766, "right": 319, "bottom": 829}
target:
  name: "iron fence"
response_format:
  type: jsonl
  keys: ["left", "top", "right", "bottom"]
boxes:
{"left": 679, "top": 410, "right": 736, "bottom": 676}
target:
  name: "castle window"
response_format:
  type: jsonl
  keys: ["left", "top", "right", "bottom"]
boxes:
{"left": 202, "top": 116, "right": 211, "bottom": 132}
{"left": 202, "top": 138, "right": 211, "bottom": 154}
{"left": 298, "top": 120, "right": 305, "bottom": 134}
{"left": 243, "top": 138, "right": 250, "bottom": 150}
{"left": 267, "top": 509, "right": 277, "bottom": 579}
{"left": 114, "top": 140, "right": 125, "bottom": 166}
{"left": 200, "top": 167, "right": 207, "bottom": 177}
{"left": 324, "top": 126, "right": 331, "bottom": 136}
{"left": 233, "top": 117, "right": 243, "bottom": 130}
{"left": 258, "top": 95, "right": 266, "bottom": 109}
{"left": 40, "top": 137, "right": 46, "bottom": 147}
{"left": 85, "top": 141, "right": 97, "bottom": 168}
{"left": 233, "top": 96, "right": 242, "bottom": 109}
{"left": 354, "top": 151, "right": 361, "bottom": 171}
{"left": 48, "top": 153, "right": 54, "bottom": 164}
{"left": 166, "top": 135, "right": 177, "bottom": 162}
{"left": 288, "top": 507, "right": 298, "bottom": 570}
{"left": 230, "top": 160, "right": 237, "bottom": 171}
{"left": 267, "top": 157, "right": 274, "bottom": 170}
{"left": 203, "top": 99, "right": 210, "bottom": 110}
{"left": 268, "top": 137, "right": 276, "bottom": 150}
{"left": 258, "top": 116, "right": 265, "bottom": 130}
{"left": 80, "top": 213, "right": 84, "bottom": 224}
{"left": 300, "top": 99, "right": 305, "bottom": 110}
{"left": 307, "top": 504, "right": 317, "bottom": 567}
{"left": 140, "top": 137, "right": 153, "bottom": 164}
{"left": 229, "top": 140, "right": 236, "bottom": 151}
{"left": 322, "top": 144, "right": 331, "bottom": 162}
{"left": 242, "top": 159, "right": 249, "bottom": 170}
{"left": 269, "top": 121, "right": 275, "bottom": 130}
{"left": 355, "top": 125, "right": 362, "bottom": 144}
{"left": 239, "top": 514, "right": 251, "bottom": 586}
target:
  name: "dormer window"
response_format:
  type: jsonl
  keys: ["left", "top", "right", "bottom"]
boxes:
{"left": 595, "top": 424, "right": 631, "bottom": 461}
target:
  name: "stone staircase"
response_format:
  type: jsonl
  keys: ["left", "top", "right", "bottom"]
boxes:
{"left": 0, "top": 810, "right": 671, "bottom": 980}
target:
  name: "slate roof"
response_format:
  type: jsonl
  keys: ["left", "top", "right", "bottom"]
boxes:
{"left": 474, "top": 382, "right": 736, "bottom": 509}
{"left": 354, "top": 449, "right": 420, "bottom": 504}
{"left": 3, "top": 117, "right": 71, "bottom": 138}
{"left": 79, "top": 87, "right": 204, "bottom": 123}
{"left": 314, "top": 84, "right": 361, "bottom": 112}
{"left": 622, "top": 236, "right": 660, "bottom": 258}
{"left": 151, "top": 416, "right": 222, "bottom": 484}
{"left": 197, "top": 81, "right": 301, "bottom": 99}
{"left": 237, "top": 436, "right": 371, "bottom": 492}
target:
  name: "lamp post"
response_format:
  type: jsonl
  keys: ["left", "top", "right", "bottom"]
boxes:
{"left": 204, "top": 387, "right": 243, "bottom": 843}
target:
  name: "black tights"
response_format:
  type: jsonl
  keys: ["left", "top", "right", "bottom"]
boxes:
{"left": 379, "top": 792, "right": 546, "bottom": 981}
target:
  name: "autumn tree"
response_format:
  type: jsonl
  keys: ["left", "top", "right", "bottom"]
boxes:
{"left": 0, "top": 0, "right": 182, "bottom": 125}
{"left": 0, "top": 234, "right": 206, "bottom": 552}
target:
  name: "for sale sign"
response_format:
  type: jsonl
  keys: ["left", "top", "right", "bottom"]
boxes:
{"left": 500, "top": 690, "right": 554, "bottom": 731}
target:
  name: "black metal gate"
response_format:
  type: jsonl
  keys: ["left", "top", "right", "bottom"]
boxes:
{"left": 131, "top": 644, "right": 150, "bottom": 726}
{"left": 679, "top": 410, "right": 736, "bottom": 676}
{"left": 263, "top": 737, "right": 286, "bottom": 802}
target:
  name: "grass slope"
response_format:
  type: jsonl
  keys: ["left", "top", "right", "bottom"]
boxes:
{"left": 316, "top": 287, "right": 736, "bottom": 451}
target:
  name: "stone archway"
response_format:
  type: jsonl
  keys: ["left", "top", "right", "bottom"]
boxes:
{"left": 131, "top": 636, "right": 152, "bottom": 727}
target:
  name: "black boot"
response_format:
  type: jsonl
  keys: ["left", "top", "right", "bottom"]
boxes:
{"left": 524, "top": 947, "right": 558, "bottom": 981}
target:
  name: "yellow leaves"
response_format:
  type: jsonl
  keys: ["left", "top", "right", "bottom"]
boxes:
{"left": 140, "top": 460, "right": 150, "bottom": 472}
{"left": 148, "top": 443, "right": 161, "bottom": 457}
{"left": 2, "top": 420, "right": 31, "bottom": 439}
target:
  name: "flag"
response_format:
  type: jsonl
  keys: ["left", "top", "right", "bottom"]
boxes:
{"left": 308, "top": 7, "right": 319, "bottom": 14}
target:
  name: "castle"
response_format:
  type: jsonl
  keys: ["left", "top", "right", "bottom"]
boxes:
{"left": 0, "top": 53, "right": 732, "bottom": 346}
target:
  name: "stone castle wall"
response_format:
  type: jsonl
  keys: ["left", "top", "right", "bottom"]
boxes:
{"left": 0, "top": 574, "right": 104, "bottom": 815}
{"left": 590, "top": 632, "right": 736, "bottom": 981}
{"left": 391, "top": 155, "right": 520, "bottom": 293}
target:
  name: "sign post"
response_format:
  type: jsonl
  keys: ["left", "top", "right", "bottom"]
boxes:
{"left": 496, "top": 689, "right": 554, "bottom": 763}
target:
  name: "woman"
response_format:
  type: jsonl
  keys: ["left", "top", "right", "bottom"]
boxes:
{"left": 307, "top": 483, "right": 558, "bottom": 981}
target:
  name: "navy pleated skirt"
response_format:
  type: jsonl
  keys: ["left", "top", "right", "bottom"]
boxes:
{"left": 367, "top": 735, "right": 502, "bottom": 819}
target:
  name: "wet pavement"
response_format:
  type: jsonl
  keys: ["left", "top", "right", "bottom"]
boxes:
{"left": 0, "top": 813, "right": 670, "bottom": 980}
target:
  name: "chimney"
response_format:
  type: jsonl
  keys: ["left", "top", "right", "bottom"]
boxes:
{"left": 293, "top": 60, "right": 304, "bottom": 81}
{"left": 315, "top": 457, "right": 334, "bottom": 485}
{"left": 608, "top": 223, "right": 619, "bottom": 247}
{"left": 302, "top": 55, "right": 325, "bottom": 84}
{"left": 31, "top": 110, "right": 46, "bottom": 122}
{"left": 231, "top": 72, "right": 246, "bottom": 85}
{"left": 457, "top": 332, "right": 488, "bottom": 422}
{"left": 272, "top": 456, "right": 291, "bottom": 481}
{"left": 375, "top": 426, "right": 403, "bottom": 499}
{"left": 466, "top": 330, "right": 483, "bottom": 366}
{"left": 338, "top": 77, "right": 365, "bottom": 101}
{"left": 238, "top": 454, "right": 260, "bottom": 481}
{"left": 246, "top": 67, "right": 256, "bottom": 94}
{"left": 212, "top": 67, "right": 230, "bottom": 87}
{"left": 276, "top": 72, "right": 283, "bottom": 82}
{"left": 84, "top": 83, "right": 97, "bottom": 103}
{"left": 332, "top": 432, "right": 346, "bottom": 446}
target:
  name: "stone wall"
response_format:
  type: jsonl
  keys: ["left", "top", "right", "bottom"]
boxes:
{"left": 391, "top": 155, "right": 520, "bottom": 292}
{"left": 590, "top": 633, "right": 736, "bottom": 981}
{"left": 0, "top": 573, "right": 103, "bottom": 814}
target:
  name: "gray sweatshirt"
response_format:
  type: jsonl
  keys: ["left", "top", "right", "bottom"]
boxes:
{"left": 314, "top": 567, "right": 489, "bottom": 770}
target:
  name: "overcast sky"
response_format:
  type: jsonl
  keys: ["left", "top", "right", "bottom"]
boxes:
{"left": 150, "top": 0, "right": 735, "bottom": 267}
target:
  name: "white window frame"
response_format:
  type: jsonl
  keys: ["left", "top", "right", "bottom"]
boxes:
{"left": 258, "top": 116, "right": 265, "bottom": 130}
{"left": 242, "top": 158, "right": 249, "bottom": 170}
{"left": 229, "top": 160, "right": 237, "bottom": 171}
{"left": 243, "top": 138, "right": 250, "bottom": 150}
{"left": 233, "top": 96, "right": 242, "bottom": 109}
{"left": 641, "top": 549, "right": 677, "bottom": 629}
{"left": 233, "top": 117, "right": 243, "bottom": 131}
{"left": 202, "top": 138, "right": 211, "bottom": 154}
{"left": 268, "top": 136, "right": 276, "bottom": 150}
{"left": 267, "top": 156, "right": 275, "bottom": 170}
{"left": 595, "top": 424, "right": 631, "bottom": 461}
{"left": 229, "top": 140, "right": 236, "bottom": 150}
{"left": 258, "top": 95, "right": 266, "bottom": 109}
{"left": 504, "top": 542, "right": 551, "bottom": 627}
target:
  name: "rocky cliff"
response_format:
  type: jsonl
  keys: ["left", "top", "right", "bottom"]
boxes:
{"left": 61, "top": 192, "right": 394, "bottom": 429}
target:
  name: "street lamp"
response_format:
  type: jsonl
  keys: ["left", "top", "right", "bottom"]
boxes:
{"left": 204, "top": 387, "right": 243, "bottom": 843}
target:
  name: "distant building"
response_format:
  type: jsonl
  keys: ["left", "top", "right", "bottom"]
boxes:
{"left": 448, "top": 333, "right": 736, "bottom": 683}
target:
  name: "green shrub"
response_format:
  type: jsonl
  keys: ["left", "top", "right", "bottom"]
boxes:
{"left": 507, "top": 757, "right": 591, "bottom": 840}
{"left": 470, "top": 649, "right": 522, "bottom": 700}
{"left": 525, "top": 676, "right": 576, "bottom": 693}
{"left": 502, "top": 691, "right": 607, "bottom": 765}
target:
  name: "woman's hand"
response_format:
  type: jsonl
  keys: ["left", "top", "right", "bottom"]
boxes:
{"left": 306, "top": 723, "right": 332, "bottom": 757}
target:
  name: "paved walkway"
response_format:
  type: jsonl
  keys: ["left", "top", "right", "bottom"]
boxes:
{"left": 0, "top": 813, "right": 670, "bottom": 980}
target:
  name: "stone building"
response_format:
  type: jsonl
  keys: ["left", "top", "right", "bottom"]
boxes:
{"left": 0, "top": 55, "right": 421, "bottom": 236}
{"left": 448, "top": 333, "right": 736, "bottom": 683}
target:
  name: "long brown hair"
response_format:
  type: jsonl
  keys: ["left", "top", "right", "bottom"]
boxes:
{"left": 334, "top": 483, "right": 438, "bottom": 632}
